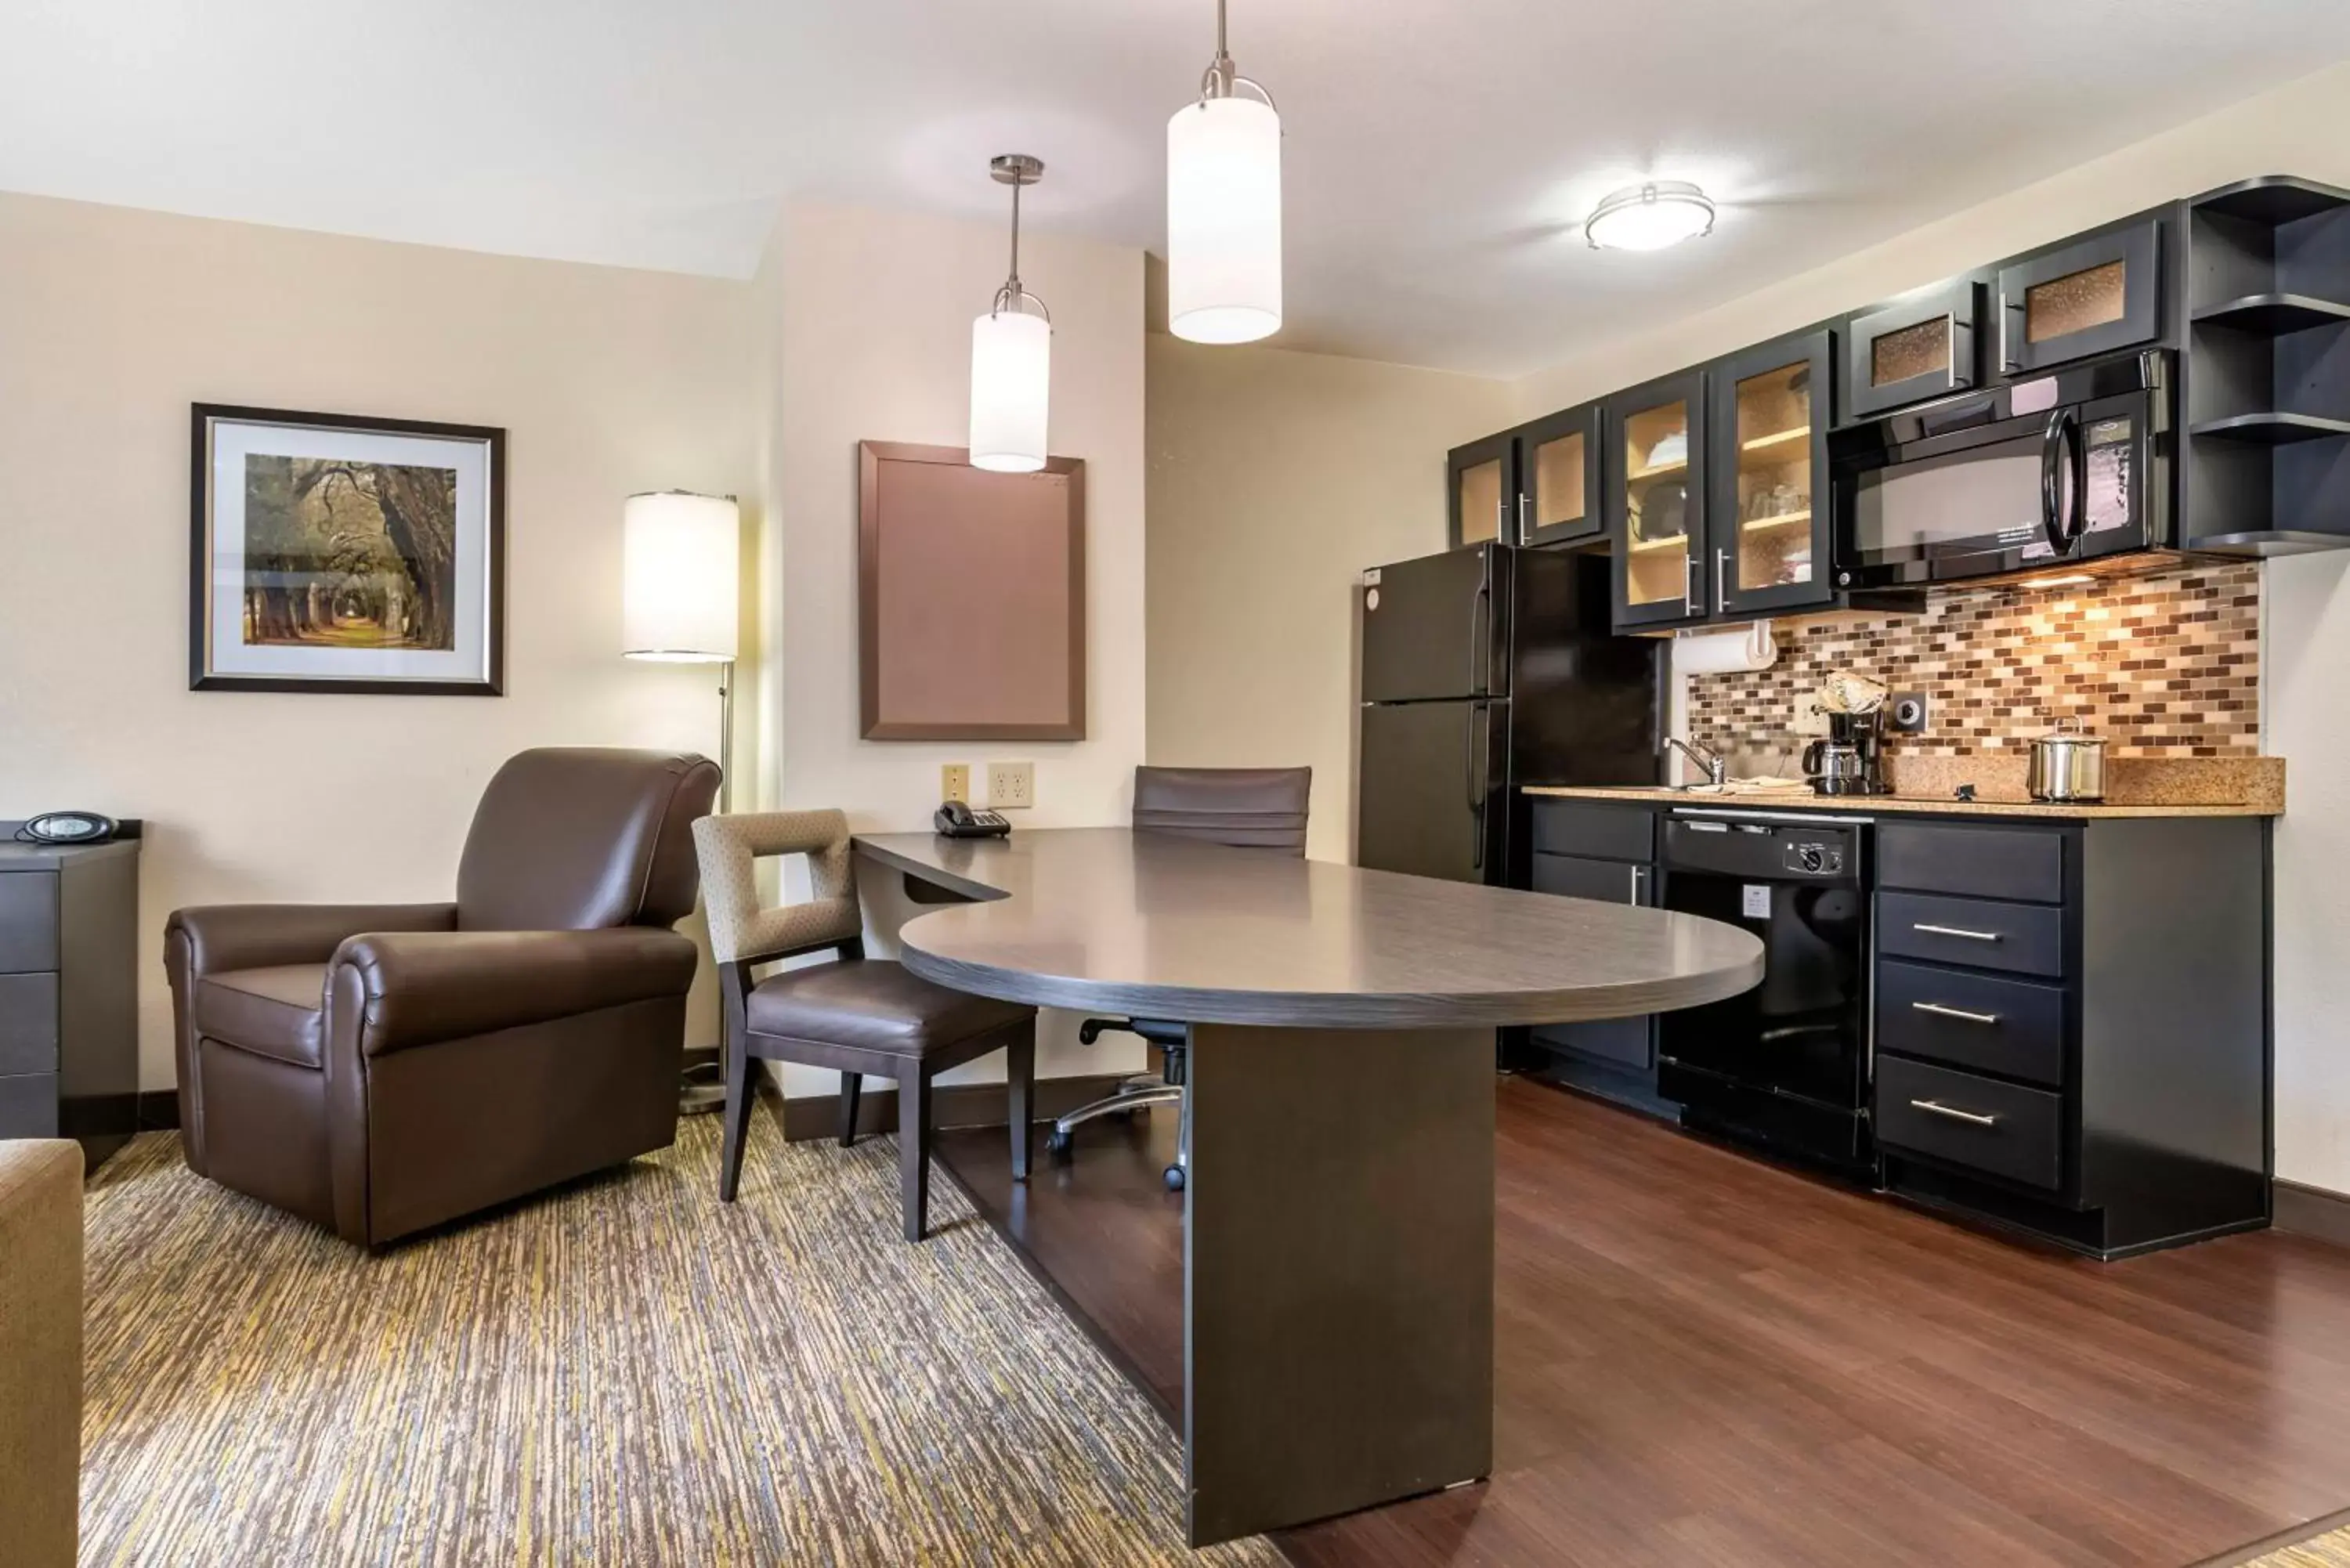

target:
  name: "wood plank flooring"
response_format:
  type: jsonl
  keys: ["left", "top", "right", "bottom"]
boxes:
{"left": 933, "top": 1077, "right": 2350, "bottom": 1568}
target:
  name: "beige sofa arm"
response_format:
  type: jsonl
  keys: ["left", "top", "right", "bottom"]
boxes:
{"left": 0, "top": 1139, "right": 83, "bottom": 1568}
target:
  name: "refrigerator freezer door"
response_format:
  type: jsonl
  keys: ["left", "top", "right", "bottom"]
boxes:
{"left": 1360, "top": 545, "right": 1507, "bottom": 704}
{"left": 1357, "top": 699, "right": 1507, "bottom": 883}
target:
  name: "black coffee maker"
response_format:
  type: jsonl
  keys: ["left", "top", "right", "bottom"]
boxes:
{"left": 1803, "top": 710, "right": 1891, "bottom": 796}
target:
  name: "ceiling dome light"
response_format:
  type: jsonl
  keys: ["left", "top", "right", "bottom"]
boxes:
{"left": 1167, "top": 0, "right": 1282, "bottom": 345}
{"left": 1584, "top": 181, "right": 1717, "bottom": 251}
{"left": 970, "top": 154, "right": 1051, "bottom": 474}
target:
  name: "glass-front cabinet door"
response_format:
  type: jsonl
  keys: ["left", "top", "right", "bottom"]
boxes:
{"left": 1996, "top": 218, "right": 2162, "bottom": 376}
{"left": 1845, "top": 277, "right": 1982, "bottom": 421}
{"left": 1516, "top": 402, "right": 1603, "bottom": 548}
{"left": 1607, "top": 370, "right": 1707, "bottom": 630}
{"left": 1446, "top": 432, "right": 1513, "bottom": 550}
{"left": 1708, "top": 328, "right": 1835, "bottom": 617}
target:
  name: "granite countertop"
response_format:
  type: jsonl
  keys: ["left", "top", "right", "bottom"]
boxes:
{"left": 1526, "top": 753, "right": 2283, "bottom": 820}
{"left": 1520, "top": 784, "right": 2276, "bottom": 820}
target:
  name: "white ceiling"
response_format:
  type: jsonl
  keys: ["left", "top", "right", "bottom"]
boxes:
{"left": 5, "top": 1, "right": 2348, "bottom": 377}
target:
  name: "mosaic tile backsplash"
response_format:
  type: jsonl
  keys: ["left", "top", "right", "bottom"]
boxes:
{"left": 1686, "top": 561, "right": 2261, "bottom": 758}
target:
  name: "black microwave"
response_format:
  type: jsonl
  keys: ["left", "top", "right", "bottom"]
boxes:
{"left": 1828, "top": 349, "right": 2171, "bottom": 589}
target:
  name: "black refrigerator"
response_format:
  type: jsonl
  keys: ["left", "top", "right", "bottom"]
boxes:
{"left": 1356, "top": 542, "right": 1662, "bottom": 885}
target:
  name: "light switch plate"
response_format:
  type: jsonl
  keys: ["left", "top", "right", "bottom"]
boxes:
{"left": 941, "top": 764, "right": 971, "bottom": 804}
{"left": 988, "top": 761, "right": 1034, "bottom": 810}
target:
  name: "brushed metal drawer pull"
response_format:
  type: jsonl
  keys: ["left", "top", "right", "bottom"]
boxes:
{"left": 1913, "top": 923, "right": 2002, "bottom": 941}
{"left": 1910, "top": 1099, "right": 2000, "bottom": 1127}
{"left": 1912, "top": 1000, "right": 2001, "bottom": 1025}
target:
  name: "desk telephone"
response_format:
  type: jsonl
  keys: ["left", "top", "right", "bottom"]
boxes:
{"left": 934, "top": 800, "right": 1011, "bottom": 839}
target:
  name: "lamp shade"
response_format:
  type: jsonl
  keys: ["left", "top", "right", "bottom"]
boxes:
{"left": 1166, "top": 94, "right": 1282, "bottom": 345}
{"left": 969, "top": 308, "right": 1051, "bottom": 473}
{"left": 622, "top": 491, "right": 739, "bottom": 661}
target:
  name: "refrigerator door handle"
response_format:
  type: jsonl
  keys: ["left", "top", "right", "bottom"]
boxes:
{"left": 1467, "top": 703, "right": 1489, "bottom": 871}
{"left": 1470, "top": 548, "right": 1493, "bottom": 698}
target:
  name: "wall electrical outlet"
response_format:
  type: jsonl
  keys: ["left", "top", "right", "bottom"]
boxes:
{"left": 940, "top": 763, "right": 971, "bottom": 804}
{"left": 988, "top": 761, "right": 1035, "bottom": 810}
{"left": 1888, "top": 692, "right": 1929, "bottom": 735}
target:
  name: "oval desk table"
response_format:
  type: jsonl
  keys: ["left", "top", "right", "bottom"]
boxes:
{"left": 854, "top": 828, "right": 1762, "bottom": 1548}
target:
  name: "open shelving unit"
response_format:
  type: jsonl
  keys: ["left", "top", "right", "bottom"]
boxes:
{"left": 2183, "top": 175, "right": 2350, "bottom": 554}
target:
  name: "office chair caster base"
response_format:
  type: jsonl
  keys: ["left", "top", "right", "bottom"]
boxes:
{"left": 1047, "top": 1126, "right": 1075, "bottom": 1162}
{"left": 1162, "top": 1163, "right": 1185, "bottom": 1192}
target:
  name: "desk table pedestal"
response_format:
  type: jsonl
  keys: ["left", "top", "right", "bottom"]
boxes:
{"left": 1184, "top": 1022, "right": 1494, "bottom": 1547}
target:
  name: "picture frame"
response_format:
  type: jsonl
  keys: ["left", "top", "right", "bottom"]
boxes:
{"left": 857, "top": 439, "right": 1086, "bottom": 741}
{"left": 189, "top": 403, "right": 506, "bottom": 695}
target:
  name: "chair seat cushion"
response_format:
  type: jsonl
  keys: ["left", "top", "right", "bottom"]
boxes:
{"left": 193, "top": 964, "right": 327, "bottom": 1068}
{"left": 744, "top": 958, "right": 1031, "bottom": 1058}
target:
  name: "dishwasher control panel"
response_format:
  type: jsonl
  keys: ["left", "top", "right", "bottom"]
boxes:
{"left": 1784, "top": 839, "right": 1846, "bottom": 877}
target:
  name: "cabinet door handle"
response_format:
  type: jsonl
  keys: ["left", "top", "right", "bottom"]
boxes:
{"left": 1913, "top": 923, "right": 2002, "bottom": 942}
{"left": 1716, "top": 547, "right": 1729, "bottom": 613}
{"left": 1912, "top": 1000, "right": 2000, "bottom": 1025}
{"left": 1518, "top": 492, "right": 1531, "bottom": 543}
{"left": 1629, "top": 865, "right": 1650, "bottom": 905}
{"left": 1909, "top": 1098, "right": 2000, "bottom": 1128}
{"left": 1683, "top": 555, "right": 1697, "bottom": 616}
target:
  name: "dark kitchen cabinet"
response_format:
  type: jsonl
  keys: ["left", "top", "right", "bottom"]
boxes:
{"left": 1515, "top": 401, "right": 1605, "bottom": 548}
{"left": 1996, "top": 216, "right": 2165, "bottom": 377}
{"left": 1706, "top": 327, "right": 1836, "bottom": 617}
{"left": 1844, "top": 275, "right": 1985, "bottom": 421}
{"left": 2178, "top": 175, "right": 2350, "bottom": 555}
{"left": 1523, "top": 800, "right": 1672, "bottom": 1118}
{"left": 1446, "top": 432, "right": 1514, "bottom": 550}
{"left": 1607, "top": 369, "right": 1708, "bottom": 630}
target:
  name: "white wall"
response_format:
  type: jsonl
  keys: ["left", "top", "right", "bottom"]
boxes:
{"left": 0, "top": 191, "right": 755, "bottom": 1086}
{"left": 757, "top": 201, "right": 1150, "bottom": 1094}
{"left": 1506, "top": 59, "right": 2350, "bottom": 1190}
{"left": 1144, "top": 336, "right": 1513, "bottom": 862}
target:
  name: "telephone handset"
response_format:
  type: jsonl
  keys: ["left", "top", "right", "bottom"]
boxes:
{"left": 934, "top": 800, "right": 1011, "bottom": 839}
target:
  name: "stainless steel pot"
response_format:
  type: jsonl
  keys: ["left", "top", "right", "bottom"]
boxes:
{"left": 2027, "top": 722, "right": 2108, "bottom": 802}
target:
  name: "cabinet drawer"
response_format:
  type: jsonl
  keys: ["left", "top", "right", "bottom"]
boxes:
{"left": 1876, "top": 962, "right": 2064, "bottom": 1086}
{"left": 1532, "top": 1017, "right": 1654, "bottom": 1072}
{"left": 0, "top": 1071, "right": 59, "bottom": 1138}
{"left": 1879, "top": 893, "right": 2065, "bottom": 978}
{"left": 1878, "top": 1056, "right": 2063, "bottom": 1190}
{"left": 0, "top": 973, "right": 59, "bottom": 1075}
{"left": 1878, "top": 824, "right": 2063, "bottom": 904}
{"left": 1530, "top": 802, "right": 1654, "bottom": 862}
{"left": 0, "top": 873, "right": 58, "bottom": 973}
{"left": 1531, "top": 852, "right": 1650, "bottom": 904}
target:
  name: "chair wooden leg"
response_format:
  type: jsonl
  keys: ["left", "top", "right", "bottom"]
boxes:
{"left": 1007, "top": 1027, "right": 1035, "bottom": 1183}
{"left": 898, "top": 1062, "right": 932, "bottom": 1242}
{"left": 718, "top": 1040, "right": 757, "bottom": 1203}
{"left": 838, "top": 1071, "right": 863, "bottom": 1147}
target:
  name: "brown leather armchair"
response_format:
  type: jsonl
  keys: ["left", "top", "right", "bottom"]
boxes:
{"left": 165, "top": 748, "right": 721, "bottom": 1247}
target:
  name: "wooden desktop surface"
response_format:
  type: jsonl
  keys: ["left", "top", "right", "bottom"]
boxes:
{"left": 853, "top": 827, "right": 1762, "bottom": 1028}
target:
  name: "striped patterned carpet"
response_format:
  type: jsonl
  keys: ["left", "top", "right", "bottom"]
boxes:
{"left": 2237, "top": 1523, "right": 2350, "bottom": 1567}
{"left": 81, "top": 1122, "right": 1282, "bottom": 1567}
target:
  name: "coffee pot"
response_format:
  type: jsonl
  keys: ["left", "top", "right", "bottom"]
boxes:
{"left": 1803, "top": 710, "right": 1891, "bottom": 797}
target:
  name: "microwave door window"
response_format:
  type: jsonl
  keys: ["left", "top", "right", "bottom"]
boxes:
{"left": 1853, "top": 436, "right": 2052, "bottom": 568}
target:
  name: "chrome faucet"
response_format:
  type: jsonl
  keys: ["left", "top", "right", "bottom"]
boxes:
{"left": 1663, "top": 735, "right": 1728, "bottom": 787}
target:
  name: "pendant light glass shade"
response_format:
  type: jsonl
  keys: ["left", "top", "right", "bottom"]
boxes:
{"left": 969, "top": 306, "right": 1050, "bottom": 472}
{"left": 1167, "top": 95, "right": 1282, "bottom": 343}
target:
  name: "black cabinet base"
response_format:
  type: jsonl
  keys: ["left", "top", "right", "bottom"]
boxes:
{"left": 1884, "top": 1153, "right": 2270, "bottom": 1260}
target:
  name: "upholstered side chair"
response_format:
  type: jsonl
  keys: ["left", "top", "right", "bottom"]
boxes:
{"left": 692, "top": 809, "right": 1037, "bottom": 1241}
{"left": 164, "top": 747, "right": 721, "bottom": 1247}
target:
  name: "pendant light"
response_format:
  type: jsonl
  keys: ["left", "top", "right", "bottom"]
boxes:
{"left": 1166, "top": 0, "right": 1282, "bottom": 345}
{"left": 969, "top": 154, "right": 1051, "bottom": 474}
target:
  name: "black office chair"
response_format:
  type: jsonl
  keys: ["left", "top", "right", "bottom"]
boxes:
{"left": 1050, "top": 765, "right": 1311, "bottom": 1190}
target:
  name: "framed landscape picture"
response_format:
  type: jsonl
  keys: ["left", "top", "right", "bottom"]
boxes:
{"left": 189, "top": 404, "right": 505, "bottom": 694}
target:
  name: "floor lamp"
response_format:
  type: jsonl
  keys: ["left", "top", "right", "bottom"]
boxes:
{"left": 623, "top": 490, "right": 739, "bottom": 1114}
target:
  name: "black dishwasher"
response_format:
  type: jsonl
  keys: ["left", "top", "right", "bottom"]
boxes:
{"left": 1656, "top": 812, "right": 1875, "bottom": 1177}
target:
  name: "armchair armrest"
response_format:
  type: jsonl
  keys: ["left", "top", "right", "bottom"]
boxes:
{"left": 328, "top": 927, "right": 698, "bottom": 1057}
{"left": 166, "top": 902, "right": 458, "bottom": 977}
